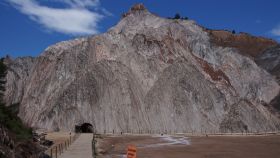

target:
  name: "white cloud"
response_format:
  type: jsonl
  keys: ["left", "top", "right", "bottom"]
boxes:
{"left": 271, "top": 24, "right": 280, "bottom": 36}
{"left": 54, "top": 0, "right": 100, "bottom": 8}
{"left": 8, "top": 0, "right": 106, "bottom": 35}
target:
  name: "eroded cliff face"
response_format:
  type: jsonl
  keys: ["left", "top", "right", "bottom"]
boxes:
{"left": 256, "top": 45, "right": 280, "bottom": 84}
{"left": 255, "top": 45, "right": 280, "bottom": 116}
{"left": 4, "top": 57, "right": 36, "bottom": 106}
{"left": 5, "top": 4, "right": 280, "bottom": 133}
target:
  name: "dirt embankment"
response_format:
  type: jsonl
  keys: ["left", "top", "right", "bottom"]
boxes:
{"left": 207, "top": 29, "right": 278, "bottom": 58}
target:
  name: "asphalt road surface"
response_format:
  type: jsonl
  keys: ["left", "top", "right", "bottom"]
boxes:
{"left": 60, "top": 133, "right": 93, "bottom": 158}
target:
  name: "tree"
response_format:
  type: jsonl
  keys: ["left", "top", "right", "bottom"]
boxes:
{"left": 232, "top": 30, "right": 236, "bottom": 34}
{"left": 0, "top": 58, "right": 7, "bottom": 102}
{"left": 174, "top": 13, "right": 181, "bottom": 19}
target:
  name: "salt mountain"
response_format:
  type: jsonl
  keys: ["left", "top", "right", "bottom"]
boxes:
{"left": 4, "top": 4, "right": 280, "bottom": 133}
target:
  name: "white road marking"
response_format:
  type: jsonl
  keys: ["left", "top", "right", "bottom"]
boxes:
{"left": 140, "top": 135, "right": 190, "bottom": 148}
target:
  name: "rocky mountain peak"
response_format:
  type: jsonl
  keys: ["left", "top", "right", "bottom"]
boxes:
{"left": 122, "top": 3, "right": 147, "bottom": 18}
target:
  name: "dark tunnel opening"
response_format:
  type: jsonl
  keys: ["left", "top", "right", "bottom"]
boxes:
{"left": 75, "top": 123, "right": 93, "bottom": 133}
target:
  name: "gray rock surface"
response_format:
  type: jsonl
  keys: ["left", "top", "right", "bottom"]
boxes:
{"left": 256, "top": 45, "right": 280, "bottom": 84}
{"left": 4, "top": 57, "right": 36, "bottom": 106}
{"left": 4, "top": 4, "right": 280, "bottom": 133}
{"left": 255, "top": 45, "right": 280, "bottom": 114}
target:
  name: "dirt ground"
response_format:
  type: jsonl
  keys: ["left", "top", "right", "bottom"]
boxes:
{"left": 97, "top": 134, "right": 280, "bottom": 158}
{"left": 45, "top": 131, "right": 74, "bottom": 145}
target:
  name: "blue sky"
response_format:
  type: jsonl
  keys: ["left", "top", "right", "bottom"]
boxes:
{"left": 0, "top": 0, "right": 280, "bottom": 58}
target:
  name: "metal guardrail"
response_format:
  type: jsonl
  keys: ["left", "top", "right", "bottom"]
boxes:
{"left": 92, "top": 133, "right": 102, "bottom": 158}
{"left": 92, "top": 134, "right": 96, "bottom": 158}
{"left": 89, "top": 129, "right": 280, "bottom": 136}
{"left": 45, "top": 133, "right": 80, "bottom": 158}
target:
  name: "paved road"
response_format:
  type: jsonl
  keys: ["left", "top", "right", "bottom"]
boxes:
{"left": 60, "top": 133, "right": 93, "bottom": 158}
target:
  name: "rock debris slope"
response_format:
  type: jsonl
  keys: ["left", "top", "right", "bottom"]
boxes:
{"left": 4, "top": 4, "right": 280, "bottom": 133}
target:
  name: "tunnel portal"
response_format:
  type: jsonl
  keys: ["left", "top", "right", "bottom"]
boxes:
{"left": 75, "top": 123, "right": 93, "bottom": 133}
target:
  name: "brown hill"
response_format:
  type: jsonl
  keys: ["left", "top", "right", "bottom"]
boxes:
{"left": 207, "top": 30, "right": 278, "bottom": 58}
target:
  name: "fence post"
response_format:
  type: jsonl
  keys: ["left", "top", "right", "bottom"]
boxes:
{"left": 61, "top": 144, "right": 63, "bottom": 153}
{"left": 60, "top": 144, "right": 62, "bottom": 154}
{"left": 55, "top": 146, "right": 57, "bottom": 158}
{"left": 92, "top": 133, "right": 97, "bottom": 158}
{"left": 50, "top": 148, "right": 53, "bottom": 158}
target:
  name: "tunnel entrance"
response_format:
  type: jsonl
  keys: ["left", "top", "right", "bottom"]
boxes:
{"left": 75, "top": 123, "right": 93, "bottom": 133}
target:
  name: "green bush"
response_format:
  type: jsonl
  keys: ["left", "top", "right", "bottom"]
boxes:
{"left": 169, "top": 13, "right": 188, "bottom": 20}
{"left": 174, "top": 13, "right": 181, "bottom": 19}
{"left": 0, "top": 103, "right": 32, "bottom": 140}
